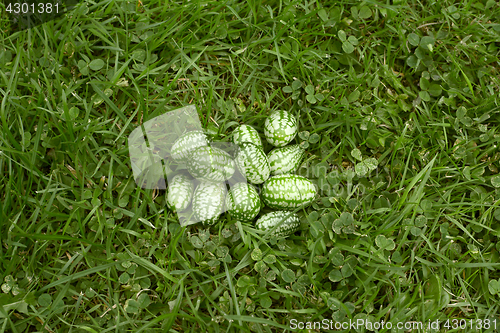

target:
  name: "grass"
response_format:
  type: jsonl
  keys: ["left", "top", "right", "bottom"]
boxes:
{"left": 1, "top": 0, "right": 500, "bottom": 331}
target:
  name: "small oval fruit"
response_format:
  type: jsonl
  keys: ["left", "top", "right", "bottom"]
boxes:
{"left": 166, "top": 174, "right": 194, "bottom": 212}
{"left": 170, "top": 130, "right": 209, "bottom": 163}
{"left": 264, "top": 110, "right": 298, "bottom": 147}
{"left": 233, "top": 124, "right": 262, "bottom": 147}
{"left": 226, "top": 182, "right": 261, "bottom": 222}
{"left": 255, "top": 211, "right": 300, "bottom": 237}
{"left": 234, "top": 142, "right": 270, "bottom": 184}
{"left": 261, "top": 174, "right": 316, "bottom": 209}
{"left": 268, "top": 144, "right": 305, "bottom": 175}
{"left": 192, "top": 181, "right": 226, "bottom": 226}
{"left": 187, "top": 145, "right": 235, "bottom": 182}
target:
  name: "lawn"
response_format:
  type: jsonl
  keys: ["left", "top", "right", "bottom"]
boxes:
{"left": 1, "top": 0, "right": 500, "bottom": 331}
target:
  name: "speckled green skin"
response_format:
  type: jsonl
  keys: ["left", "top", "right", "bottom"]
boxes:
{"left": 234, "top": 142, "right": 270, "bottom": 184}
{"left": 187, "top": 146, "right": 235, "bottom": 182}
{"left": 268, "top": 144, "right": 305, "bottom": 175}
{"left": 192, "top": 181, "right": 226, "bottom": 226}
{"left": 233, "top": 124, "right": 262, "bottom": 147}
{"left": 261, "top": 174, "right": 316, "bottom": 209}
{"left": 170, "top": 130, "right": 208, "bottom": 162}
{"left": 255, "top": 211, "right": 300, "bottom": 237}
{"left": 225, "top": 182, "right": 261, "bottom": 222}
{"left": 166, "top": 174, "right": 194, "bottom": 212}
{"left": 264, "top": 110, "right": 298, "bottom": 147}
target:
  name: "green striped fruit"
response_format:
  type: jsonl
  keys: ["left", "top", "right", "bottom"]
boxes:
{"left": 171, "top": 130, "right": 209, "bottom": 163}
{"left": 255, "top": 211, "right": 300, "bottom": 237}
{"left": 264, "top": 110, "right": 298, "bottom": 147}
{"left": 225, "top": 182, "right": 261, "bottom": 222}
{"left": 261, "top": 174, "right": 316, "bottom": 209}
{"left": 233, "top": 124, "right": 262, "bottom": 147}
{"left": 234, "top": 142, "right": 270, "bottom": 184}
{"left": 166, "top": 174, "right": 194, "bottom": 212}
{"left": 268, "top": 144, "right": 305, "bottom": 175}
{"left": 187, "top": 146, "right": 235, "bottom": 182}
{"left": 192, "top": 181, "right": 226, "bottom": 226}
